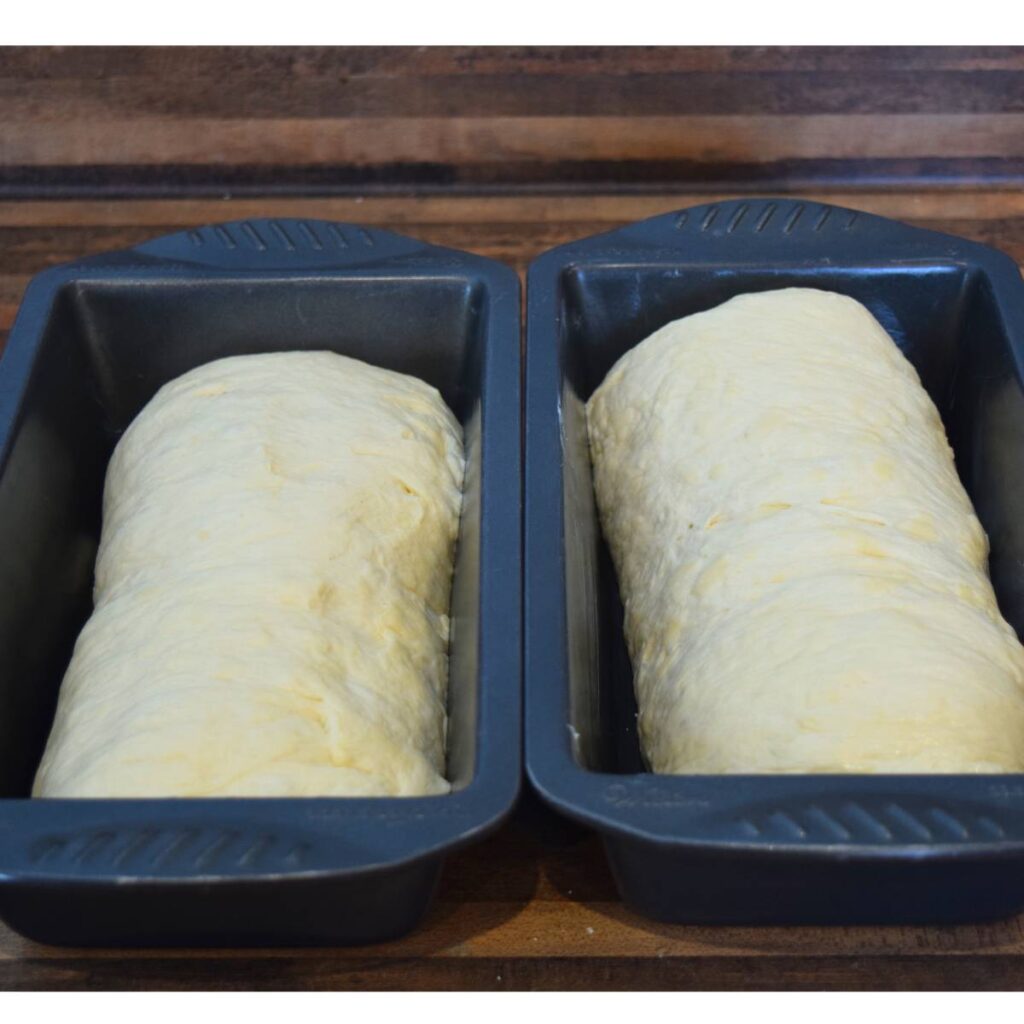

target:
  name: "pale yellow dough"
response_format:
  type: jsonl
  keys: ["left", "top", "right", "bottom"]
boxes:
{"left": 587, "top": 288, "right": 1024, "bottom": 773}
{"left": 33, "top": 351, "right": 464, "bottom": 797}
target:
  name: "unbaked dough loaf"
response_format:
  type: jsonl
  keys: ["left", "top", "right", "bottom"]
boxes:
{"left": 33, "top": 351, "right": 464, "bottom": 797}
{"left": 587, "top": 287, "right": 1024, "bottom": 773}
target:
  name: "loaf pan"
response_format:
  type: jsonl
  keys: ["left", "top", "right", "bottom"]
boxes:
{"left": 0, "top": 219, "right": 521, "bottom": 946}
{"left": 525, "top": 198, "right": 1024, "bottom": 925}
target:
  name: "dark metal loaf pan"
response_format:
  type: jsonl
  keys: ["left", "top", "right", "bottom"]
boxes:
{"left": 0, "top": 219, "right": 521, "bottom": 946}
{"left": 525, "top": 197, "right": 1024, "bottom": 925}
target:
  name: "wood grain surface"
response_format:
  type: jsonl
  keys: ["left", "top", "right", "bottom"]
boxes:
{"left": 2, "top": 46, "right": 1024, "bottom": 193}
{"left": 3, "top": 186, "right": 1024, "bottom": 989}
{"left": 4, "top": 45, "right": 1024, "bottom": 990}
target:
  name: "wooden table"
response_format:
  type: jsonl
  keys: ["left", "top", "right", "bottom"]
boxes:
{"left": 3, "top": 46, "right": 1024, "bottom": 990}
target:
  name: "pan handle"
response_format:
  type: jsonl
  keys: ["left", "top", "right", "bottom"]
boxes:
{"left": 129, "top": 218, "right": 430, "bottom": 271}
{"left": 0, "top": 797, "right": 474, "bottom": 883}
{"left": 579, "top": 197, "right": 1004, "bottom": 266}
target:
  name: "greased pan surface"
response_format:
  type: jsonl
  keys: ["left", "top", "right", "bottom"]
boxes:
{"left": 525, "top": 198, "right": 1024, "bottom": 924}
{"left": 0, "top": 220, "right": 521, "bottom": 946}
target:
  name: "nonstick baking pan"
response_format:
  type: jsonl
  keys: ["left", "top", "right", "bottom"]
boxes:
{"left": 525, "top": 197, "right": 1024, "bottom": 925}
{"left": 0, "top": 219, "right": 521, "bottom": 946}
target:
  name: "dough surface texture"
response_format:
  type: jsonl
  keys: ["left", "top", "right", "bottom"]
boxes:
{"left": 586, "top": 287, "right": 1024, "bottom": 773}
{"left": 34, "top": 351, "right": 464, "bottom": 797}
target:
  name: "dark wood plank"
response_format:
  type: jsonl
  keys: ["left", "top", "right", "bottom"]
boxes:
{"left": 5, "top": 69, "right": 1024, "bottom": 120}
{"left": 2, "top": 46, "right": 1022, "bottom": 81}
{"left": 8, "top": 159, "right": 1024, "bottom": 199}
{"left": 6, "top": 953, "right": 1024, "bottom": 991}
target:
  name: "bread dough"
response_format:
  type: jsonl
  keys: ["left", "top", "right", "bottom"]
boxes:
{"left": 33, "top": 351, "right": 464, "bottom": 797}
{"left": 587, "top": 288, "right": 1024, "bottom": 773}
